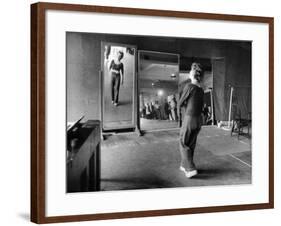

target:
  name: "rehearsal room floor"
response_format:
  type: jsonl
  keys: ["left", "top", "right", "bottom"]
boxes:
{"left": 100, "top": 126, "right": 251, "bottom": 191}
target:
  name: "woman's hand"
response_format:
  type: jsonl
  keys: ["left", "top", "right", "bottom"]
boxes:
{"left": 111, "top": 69, "right": 119, "bottom": 73}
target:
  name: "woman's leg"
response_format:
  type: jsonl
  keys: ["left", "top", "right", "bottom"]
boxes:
{"left": 179, "top": 116, "right": 196, "bottom": 171}
{"left": 179, "top": 115, "right": 202, "bottom": 170}
{"left": 114, "top": 74, "right": 121, "bottom": 103}
{"left": 188, "top": 127, "right": 201, "bottom": 164}
{"left": 171, "top": 109, "right": 176, "bottom": 121}
{"left": 111, "top": 74, "right": 115, "bottom": 102}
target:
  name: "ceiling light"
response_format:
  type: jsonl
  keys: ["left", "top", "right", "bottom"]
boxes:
{"left": 157, "top": 90, "right": 164, "bottom": 96}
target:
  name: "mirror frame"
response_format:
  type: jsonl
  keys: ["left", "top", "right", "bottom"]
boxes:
{"left": 100, "top": 41, "right": 138, "bottom": 131}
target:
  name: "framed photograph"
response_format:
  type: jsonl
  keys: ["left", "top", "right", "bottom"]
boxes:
{"left": 31, "top": 2, "right": 274, "bottom": 224}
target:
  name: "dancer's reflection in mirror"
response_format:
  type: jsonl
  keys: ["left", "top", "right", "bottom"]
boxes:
{"left": 109, "top": 51, "right": 124, "bottom": 107}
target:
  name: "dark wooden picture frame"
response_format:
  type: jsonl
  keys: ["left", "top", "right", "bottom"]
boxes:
{"left": 31, "top": 2, "right": 274, "bottom": 224}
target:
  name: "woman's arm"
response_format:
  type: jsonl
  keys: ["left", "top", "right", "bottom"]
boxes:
{"left": 108, "top": 60, "right": 113, "bottom": 71}
{"left": 178, "top": 85, "right": 191, "bottom": 108}
{"left": 120, "top": 63, "right": 124, "bottom": 85}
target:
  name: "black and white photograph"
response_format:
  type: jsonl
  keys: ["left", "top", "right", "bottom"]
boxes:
{"left": 66, "top": 32, "right": 252, "bottom": 193}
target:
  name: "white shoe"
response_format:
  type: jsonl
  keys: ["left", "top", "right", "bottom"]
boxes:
{"left": 179, "top": 166, "right": 198, "bottom": 178}
{"left": 185, "top": 170, "right": 198, "bottom": 178}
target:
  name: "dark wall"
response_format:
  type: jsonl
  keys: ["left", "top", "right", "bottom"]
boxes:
{"left": 67, "top": 32, "right": 251, "bottom": 122}
{"left": 224, "top": 44, "right": 252, "bottom": 119}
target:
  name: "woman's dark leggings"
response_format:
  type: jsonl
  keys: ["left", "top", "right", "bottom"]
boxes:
{"left": 111, "top": 73, "right": 120, "bottom": 103}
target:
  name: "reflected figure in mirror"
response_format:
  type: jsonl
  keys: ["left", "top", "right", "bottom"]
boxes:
{"left": 169, "top": 95, "right": 178, "bottom": 121}
{"left": 109, "top": 50, "right": 124, "bottom": 106}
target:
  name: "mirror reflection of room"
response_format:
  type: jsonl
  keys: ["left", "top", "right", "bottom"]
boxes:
{"left": 139, "top": 51, "right": 180, "bottom": 131}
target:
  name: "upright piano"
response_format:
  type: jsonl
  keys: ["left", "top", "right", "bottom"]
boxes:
{"left": 67, "top": 120, "right": 101, "bottom": 193}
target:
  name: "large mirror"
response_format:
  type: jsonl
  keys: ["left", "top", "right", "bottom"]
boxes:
{"left": 101, "top": 42, "right": 137, "bottom": 131}
{"left": 138, "top": 51, "right": 180, "bottom": 131}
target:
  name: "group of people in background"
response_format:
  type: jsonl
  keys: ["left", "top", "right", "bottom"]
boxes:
{"left": 140, "top": 96, "right": 178, "bottom": 121}
{"left": 140, "top": 96, "right": 212, "bottom": 125}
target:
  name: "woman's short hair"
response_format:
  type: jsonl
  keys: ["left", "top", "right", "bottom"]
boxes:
{"left": 118, "top": 51, "right": 124, "bottom": 59}
{"left": 191, "top": 62, "right": 204, "bottom": 82}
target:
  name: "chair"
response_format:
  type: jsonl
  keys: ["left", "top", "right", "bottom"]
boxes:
{"left": 231, "top": 111, "right": 251, "bottom": 139}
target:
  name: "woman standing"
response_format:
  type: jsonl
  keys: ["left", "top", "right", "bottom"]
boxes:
{"left": 178, "top": 62, "right": 204, "bottom": 178}
{"left": 109, "top": 51, "right": 124, "bottom": 106}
